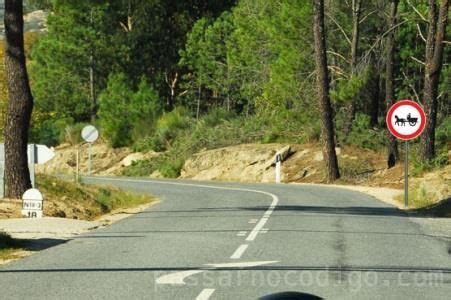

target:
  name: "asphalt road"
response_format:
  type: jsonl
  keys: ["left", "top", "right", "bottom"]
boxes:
{"left": 1, "top": 177, "right": 450, "bottom": 299}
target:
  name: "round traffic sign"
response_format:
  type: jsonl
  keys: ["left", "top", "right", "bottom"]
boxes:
{"left": 386, "top": 100, "right": 426, "bottom": 140}
{"left": 81, "top": 125, "right": 99, "bottom": 143}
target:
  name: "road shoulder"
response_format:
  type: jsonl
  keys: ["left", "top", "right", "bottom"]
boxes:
{"left": 0, "top": 200, "right": 158, "bottom": 265}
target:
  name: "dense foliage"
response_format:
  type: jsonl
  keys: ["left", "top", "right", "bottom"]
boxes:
{"left": 10, "top": 0, "right": 449, "bottom": 176}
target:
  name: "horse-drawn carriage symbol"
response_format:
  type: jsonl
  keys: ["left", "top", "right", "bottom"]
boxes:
{"left": 395, "top": 113, "right": 418, "bottom": 127}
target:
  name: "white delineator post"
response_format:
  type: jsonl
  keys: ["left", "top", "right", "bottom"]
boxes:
{"left": 275, "top": 153, "right": 282, "bottom": 184}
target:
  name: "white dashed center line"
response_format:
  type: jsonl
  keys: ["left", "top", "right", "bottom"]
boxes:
{"left": 196, "top": 288, "right": 215, "bottom": 300}
{"left": 230, "top": 244, "right": 249, "bottom": 259}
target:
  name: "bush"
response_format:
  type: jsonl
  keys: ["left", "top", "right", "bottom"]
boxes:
{"left": 63, "top": 122, "right": 89, "bottom": 145}
{"left": 122, "top": 159, "right": 157, "bottom": 177}
{"left": 339, "top": 113, "right": 386, "bottom": 150}
{"left": 99, "top": 73, "right": 161, "bottom": 148}
{"left": 30, "top": 119, "right": 60, "bottom": 146}
{"left": 30, "top": 117, "right": 84, "bottom": 146}
{"left": 132, "top": 107, "right": 192, "bottom": 152}
{"left": 412, "top": 150, "right": 449, "bottom": 176}
{"left": 202, "top": 107, "right": 235, "bottom": 127}
{"left": 158, "top": 157, "right": 185, "bottom": 178}
{"left": 436, "top": 117, "right": 450, "bottom": 148}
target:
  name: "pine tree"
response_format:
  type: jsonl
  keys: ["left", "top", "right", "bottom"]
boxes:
{"left": 4, "top": 0, "right": 33, "bottom": 198}
{"left": 313, "top": 0, "right": 340, "bottom": 181}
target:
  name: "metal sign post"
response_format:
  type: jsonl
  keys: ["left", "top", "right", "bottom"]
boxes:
{"left": 88, "top": 143, "right": 92, "bottom": 175}
{"left": 76, "top": 147, "right": 80, "bottom": 183}
{"left": 404, "top": 141, "right": 408, "bottom": 208}
{"left": 386, "top": 100, "right": 426, "bottom": 209}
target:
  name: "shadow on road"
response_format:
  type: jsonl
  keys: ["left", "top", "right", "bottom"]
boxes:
{"left": 80, "top": 229, "right": 448, "bottom": 239}
{"left": 1, "top": 265, "right": 450, "bottom": 274}
{"left": 202, "top": 205, "right": 407, "bottom": 217}
{"left": 259, "top": 291, "right": 323, "bottom": 300}
{"left": 134, "top": 205, "right": 407, "bottom": 217}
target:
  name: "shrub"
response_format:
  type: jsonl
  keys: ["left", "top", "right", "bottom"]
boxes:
{"left": 202, "top": 107, "right": 235, "bottom": 127}
{"left": 30, "top": 119, "right": 60, "bottom": 146}
{"left": 99, "top": 73, "right": 161, "bottom": 148}
{"left": 436, "top": 117, "right": 450, "bottom": 148}
{"left": 340, "top": 113, "right": 386, "bottom": 150}
{"left": 63, "top": 122, "right": 89, "bottom": 145}
{"left": 158, "top": 157, "right": 185, "bottom": 178}
{"left": 412, "top": 150, "right": 449, "bottom": 176}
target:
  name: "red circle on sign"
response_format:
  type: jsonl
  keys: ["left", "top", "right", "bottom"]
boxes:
{"left": 386, "top": 100, "right": 426, "bottom": 140}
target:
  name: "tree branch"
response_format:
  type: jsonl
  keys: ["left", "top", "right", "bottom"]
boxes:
{"left": 325, "top": 13, "right": 352, "bottom": 45}
{"left": 416, "top": 23, "right": 427, "bottom": 42}
{"left": 360, "top": 10, "right": 377, "bottom": 24}
{"left": 327, "top": 50, "right": 348, "bottom": 62}
{"left": 363, "top": 20, "right": 408, "bottom": 61}
{"left": 410, "top": 56, "right": 425, "bottom": 65}
{"left": 406, "top": 0, "right": 428, "bottom": 22}
{"left": 401, "top": 71, "right": 420, "bottom": 102}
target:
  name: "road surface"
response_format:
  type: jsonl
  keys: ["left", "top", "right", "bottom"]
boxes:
{"left": 1, "top": 177, "right": 450, "bottom": 299}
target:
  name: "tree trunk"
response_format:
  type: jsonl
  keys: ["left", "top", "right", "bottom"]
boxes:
{"left": 385, "top": 0, "right": 399, "bottom": 168}
{"left": 4, "top": 0, "right": 33, "bottom": 198}
{"left": 313, "top": 0, "right": 340, "bottom": 182}
{"left": 369, "top": 59, "right": 380, "bottom": 127}
{"left": 89, "top": 8, "right": 97, "bottom": 122}
{"left": 420, "top": 0, "right": 449, "bottom": 160}
{"left": 343, "top": 0, "right": 362, "bottom": 135}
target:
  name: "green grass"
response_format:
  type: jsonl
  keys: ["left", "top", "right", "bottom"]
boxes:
{"left": 37, "top": 174, "right": 155, "bottom": 220}
{"left": 394, "top": 183, "right": 443, "bottom": 210}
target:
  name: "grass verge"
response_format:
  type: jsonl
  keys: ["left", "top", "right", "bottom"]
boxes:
{"left": 36, "top": 174, "right": 155, "bottom": 220}
{"left": 394, "top": 183, "right": 450, "bottom": 217}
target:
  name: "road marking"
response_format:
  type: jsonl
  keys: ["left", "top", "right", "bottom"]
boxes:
{"left": 261, "top": 228, "right": 269, "bottom": 233}
{"left": 155, "top": 261, "right": 278, "bottom": 285}
{"left": 88, "top": 177, "right": 280, "bottom": 243}
{"left": 246, "top": 194, "right": 278, "bottom": 241}
{"left": 248, "top": 219, "right": 258, "bottom": 224}
{"left": 230, "top": 244, "right": 248, "bottom": 259}
{"left": 156, "top": 270, "right": 204, "bottom": 285}
{"left": 196, "top": 288, "right": 215, "bottom": 300}
{"left": 204, "top": 261, "right": 277, "bottom": 268}
{"left": 237, "top": 231, "right": 247, "bottom": 236}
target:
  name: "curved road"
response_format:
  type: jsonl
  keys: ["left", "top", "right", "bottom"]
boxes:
{"left": 1, "top": 176, "right": 450, "bottom": 299}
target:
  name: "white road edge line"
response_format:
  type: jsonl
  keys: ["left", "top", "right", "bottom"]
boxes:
{"left": 230, "top": 244, "right": 248, "bottom": 259}
{"left": 196, "top": 288, "right": 215, "bottom": 300}
{"left": 87, "top": 177, "right": 280, "bottom": 242}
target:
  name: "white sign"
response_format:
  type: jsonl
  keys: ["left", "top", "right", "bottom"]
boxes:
{"left": 21, "top": 188, "right": 43, "bottom": 218}
{"left": 81, "top": 125, "right": 99, "bottom": 143}
{"left": 33, "top": 144, "right": 55, "bottom": 164}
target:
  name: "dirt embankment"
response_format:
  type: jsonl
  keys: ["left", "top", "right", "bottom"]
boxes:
{"left": 181, "top": 143, "right": 404, "bottom": 186}
{"left": 180, "top": 143, "right": 450, "bottom": 209}
{"left": 36, "top": 143, "right": 158, "bottom": 176}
